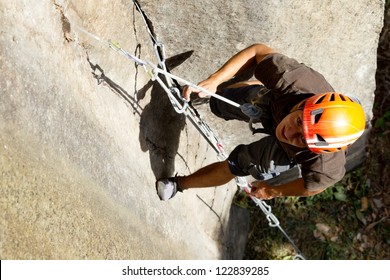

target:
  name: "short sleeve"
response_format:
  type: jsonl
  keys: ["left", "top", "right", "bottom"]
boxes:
{"left": 254, "top": 53, "right": 334, "bottom": 95}
{"left": 300, "top": 151, "right": 346, "bottom": 191}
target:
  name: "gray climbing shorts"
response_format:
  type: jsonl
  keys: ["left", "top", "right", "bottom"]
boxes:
{"left": 209, "top": 86, "right": 296, "bottom": 181}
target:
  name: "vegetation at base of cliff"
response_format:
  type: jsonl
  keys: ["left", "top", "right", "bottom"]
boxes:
{"left": 240, "top": 166, "right": 389, "bottom": 259}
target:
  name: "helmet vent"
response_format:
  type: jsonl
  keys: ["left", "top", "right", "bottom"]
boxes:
{"left": 314, "top": 95, "right": 326, "bottom": 104}
{"left": 314, "top": 134, "right": 329, "bottom": 146}
{"left": 340, "top": 95, "right": 346, "bottom": 101}
{"left": 311, "top": 108, "right": 324, "bottom": 123}
{"left": 315, "top": 113, "right": 322, "bottom": 124}
{"left": 330, "top": 93, "right": 335, "bottom": 101}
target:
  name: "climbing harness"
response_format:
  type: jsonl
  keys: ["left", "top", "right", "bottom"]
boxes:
{"left": 75, "top": 0, "right": 306, "bottom": 259}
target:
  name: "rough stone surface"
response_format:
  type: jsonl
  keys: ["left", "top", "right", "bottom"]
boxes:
{"left": 143, "top": 0, "right": 383, "bottom": 113}
{"left": 0, "top": 0, "right": 384, "bottom": 259}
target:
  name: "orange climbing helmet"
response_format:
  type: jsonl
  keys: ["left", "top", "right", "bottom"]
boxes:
{"left": 300, "top": 92, "right": 366, "bottom": 154}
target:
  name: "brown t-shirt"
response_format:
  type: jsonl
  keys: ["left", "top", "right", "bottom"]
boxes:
{"left": 254, "top": 53, "right": 346, "bottom": 191}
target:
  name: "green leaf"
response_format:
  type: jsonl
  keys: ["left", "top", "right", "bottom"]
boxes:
{"left": 334, "top": 191, "right": 348, "bottom": 202}
{"left": 383, "top": 110, "right": 390, "bottom": 119}
{"left": 374, "top": 117, "right": 385, "bottom": 129}
{"left": 355, "top": 209, "right": 366, "bottom": 225}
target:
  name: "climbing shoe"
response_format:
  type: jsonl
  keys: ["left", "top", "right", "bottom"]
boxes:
{"left": 155, "top": 177, "right": 182, "bottom": 201}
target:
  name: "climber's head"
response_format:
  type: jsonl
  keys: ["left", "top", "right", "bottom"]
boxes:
{"left": 275, "top": 92, "right": 366, "bottom": 153}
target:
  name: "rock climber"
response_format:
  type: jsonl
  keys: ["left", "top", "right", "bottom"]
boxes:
{"left": 155, "top": 43, "right": 366, "bottom": 201}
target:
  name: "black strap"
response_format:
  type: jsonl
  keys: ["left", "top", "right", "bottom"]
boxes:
{"left": 251, "top": 127, "right": 273, "bottom": 135}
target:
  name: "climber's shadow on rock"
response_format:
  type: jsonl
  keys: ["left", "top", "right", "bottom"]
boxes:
{"left": 138, "top": 50, "right": 193, "bottom": 179}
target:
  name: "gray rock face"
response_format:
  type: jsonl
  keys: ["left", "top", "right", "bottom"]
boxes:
{"left": 0, "top": 0, "right": 384, "bottom": 259}
{"left": 143, "top": 0, "right": 383, "bottom": 114}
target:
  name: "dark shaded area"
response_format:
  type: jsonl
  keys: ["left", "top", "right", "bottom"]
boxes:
{"left": 137, "top": 51, "right": 193, "bottom": 179}
{"left": 87, "top": 55, "right": 144, "bottom": 117}
{"left": 221, "top": 203, "right": 250, "bottom": 260}
{"left": 87, "top": 43, "right": 194, "bottom": 180}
